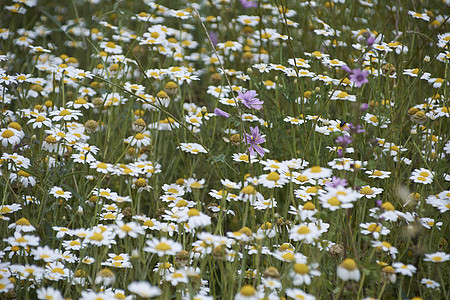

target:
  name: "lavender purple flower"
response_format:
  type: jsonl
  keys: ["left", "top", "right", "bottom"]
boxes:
{"left": 342, "top": 66, "right": 369, "bottom": 88}
{"left": 325, "top": 176, "right": 348, "bottom": 188}
{"left": 214, "top": 108, "right": 230, "bottom": 118}
{"left": 245, "top": 126, "right": 266, "bottom": 157}
{"left": 347, "top": 123, "right": 365, "bottom": 134}
{"left": 209, "top": 31, "right": 219, "bottom": 47}
{"left": 237, "top": 90, "right": 263, "bottom": 110}
{"left": 240, "top": 0, "right": 257, "bottom": 8}
{"left": 335, "top": 135, "right": 353, "bottom": 147}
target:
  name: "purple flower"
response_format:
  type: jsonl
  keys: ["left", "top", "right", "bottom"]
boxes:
{"left": 209, "top": 32, "right": 219, "bottom": 47}
{"left": 360, "top": 103, "right": 369, "bottom": 111}
{"left": 335, "top": 135, "right": 353, "bottom": 147}
{"left": 367, "top": 36, "right": 376, "bottom": 46}
{"left": 347, "top": 123, "right": 365, "bottom": 134}
{"left": 245, "top": 126, "right": 266, "bottom": 157}
{"left": 342, "top": 66, "right": 369, "bottom": 88}
{"left": 349, "top": 69, "right": 369, "bottom": 87}
{"left": 237, "top": 90, "right": 263, "bottom": 110}
{"left": 214, "top": 108, "right": 230, "bottom": 118}
{"left": 325, "top": 176, "right": 348, "bottom": 188}
{"left": 240, "top": 0, "right": 257, "bottom": 8}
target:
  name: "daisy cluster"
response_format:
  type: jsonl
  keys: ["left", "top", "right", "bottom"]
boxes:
{"left": 0, "top": 0, "right": 449, "bottom": 299}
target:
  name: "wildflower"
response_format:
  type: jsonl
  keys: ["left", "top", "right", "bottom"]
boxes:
{"left": 343, "top": 66, "right": 369, "bottom": 87}
{"left": 290, "top": 262, "right": 321, "bottom": 285}
{"left": 330, "top": 90, "right": 357, "bottom": 102}
{"left": 244, "top": 126, "right": 267, "bottom": 158}
{"left": 232, "top": 152, "right": 258, "bottom": 163}
{"left": 285, "top": 288, "right": 316, "bottom": 300}
{"left": 113, "top": 221, "right": 145, "bottom": 238}
{"left": 371, "top": 241, "right": 398, "bottom": 258}
{"left": 8, "top": 217, "right": 35, "bottom": 232}
{"left": 49, "top": 108, "right": 82, "bottom": 122}
{"left": 178, "top": 143, "right": 207, "bottom": 154}
{"left": 337, "top": 258, "right": 360, "bottom": 281}
{"left": 424, "top": 252, "right": 449, "bottom": 263}
{"left": 392, "top": 262, "right": 416, "bottom": 277}
{"left": 408, "top": 10, "right": 430, "bottom": 21}
{"left": 237, "top": 90, "right": 263, "bottom": 110}
{"left": 420, "top": 278, "right": 440, "bottom": 289}
{"left": 410, "top": 168, "right": 434, "bottom": 184}
{"left": 258, "top": 172, "right": 289, "bottom": 188}
{"left": 0, "top": 128, "right": 21, "bottom": 147}
{"left": 144, "top": 237, "right": 182, "bottom": 256}
{"left": 240, "top": 0, "right": 257, "bottom": 8}
{"left": 32, "top": 245, "right": 60, "bottom": 262}
{"left": 36, "top": 287, "right": 63, "bottom": 300}
{"left": 184, "top": 177, "right": 206, "bottom": 192}
{"left": 289, "top": 223, "right": 321, "bottom": 243}
{"left": 360, "top": 222, "right": 390, "bottom": 239}
{"left": 49, "top": 186, "right": 72, "bottom": 200}
{"left": 214, "top": 108, "right": 230, "bottom": 118}
{"left": 366, "top": 169, "right": 391, "bottom": 179}
{"left": 234, "top": 285, "right": 258, "bottom": 300}
{"left": 302, "top": 166, "right": 332, "bottom": 179}
{"left": 381, "top": 266, "right": 397, "bottom": 283}
{"left": 100, "top": 41, "right": 123, "bottom": 54}
{"left": 128, "top": 281, "right": 161, "bottom": 298}
{"left": 95, "top": 268, "right": 115, "bottom": 286}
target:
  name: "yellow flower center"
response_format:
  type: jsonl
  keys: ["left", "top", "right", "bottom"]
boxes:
{"left": 1, "top": 129, "right": 14, "bottom": 138}
{"left": 59, "top": 109, "right": 71, "bottom": 116}
{"left": 367, "top": 224, "right": 381, "bottom": 232}
{"left": 360, "top": 187, "right": 374, "bottom": 195}
{"left": 297, "top": 226, "right": 311, "bottom": 234}
{"left": 155, "top": 242, "right": 172, "bottom": 251}
{"left": 187, "top": 208, "right": 200, "bottom": 217}
{"left": 240, "top": 285, "right": 256, "bottom": 296}
{"left": 327, "top": 197, "right": 340, "bottom": 206}
{"left": 15, "top": 218, "right": 31, "bottom": 226}
{"left": 340, "top": 258, "right": 357, "bottom": 270}
{"left": 294, "top": 263, "right": 309, "bottom": 274}
{"left": 381, "top": 202, "right": 395, "bottom": 211}
{"left": 310, "top": 166, "right": 322, "bottom": 173}
{"left": 266, "top": 172, "right": 280, "bottom": 181}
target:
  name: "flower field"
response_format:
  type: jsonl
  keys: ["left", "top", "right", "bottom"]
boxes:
{"left": 0, "top": 0, "right": 449, "bottom": 299}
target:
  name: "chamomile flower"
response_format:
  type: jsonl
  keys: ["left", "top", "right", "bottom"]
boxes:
{"left": 392, "top": 262, "right": 416, "bottom": 276}
{"left": 144, "top": 237, "right": 182, "bottom": 256}
{"left": 289, "top": 223, "right": 321, "bottom": 243}
{"left": 371, "top": 241, "right": 398, "bottom": 258}
{"left": 258, "top": 172, "right": 289, "bottom": 188}
{"left": 49, "top": 108, "right": 83, "bottom": 122}
{"left": 113, "top": 221, "right": 145, "bottom": 239}
{"left": 100, "top": 41, "right": 123, "bottom": 54}
{"left": 337, "top": 258, "right": 360, "bottom": 281}
{"left": 285, "top": 288, "right": 316, "bottom": 300}
{"left": 37, "top": 287, "right": 63, "bottom": 300}
{"left": 302, "top": 166, "right": 332, "bottom": 179}
{"left": 178, "top": 142, "right": 207, "bottom": 154}
{"left": 49, "top": 186, "right": 72, "bottom": 200}
{"left": 290, "top": 261, "right": 321, "bottom": 285}
{"left": 0, "top": 128, "right": 22, "bottom": 147}
{"left": 365, "top": 169, "right": 391, "bottom": 179}
{"left": 420, "top": 278, "right": 440, "bottom": 289}
{"left": 410, "top": 168, "right": 434, "bottom": 184}
{"left": 424, "top": 252, "right": 449, "bottom": 263}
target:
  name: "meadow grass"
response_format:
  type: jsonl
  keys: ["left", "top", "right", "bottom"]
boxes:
{"left": 0, "top": 0, "right": 449, "bottom": 299}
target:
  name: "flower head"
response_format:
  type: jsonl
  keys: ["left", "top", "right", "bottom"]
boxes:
{"left": 244, "top": 126, "right": 266, "bottom": 158}
{"left": 238, "top": 90, "right": 263, "bottom": 110}
{"left": 342, "top": 66, "right": 369, "bottom": 87}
